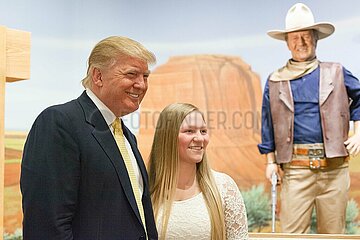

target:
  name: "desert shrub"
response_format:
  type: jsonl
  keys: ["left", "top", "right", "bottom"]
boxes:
{"left": 242, "top": 185, "right": 272, "bottom": 232}
{"left": 4, "top": 228, "right": 22, "bottom": 240}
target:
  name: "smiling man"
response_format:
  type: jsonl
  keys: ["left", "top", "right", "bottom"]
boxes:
{"left": 258, "top": 3, "right": 360, "bottom": 234}
{"left": 21, "top": 36, "right": 158, "bottom": 239}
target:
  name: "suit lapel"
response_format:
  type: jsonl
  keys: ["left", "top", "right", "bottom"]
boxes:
{"left": 77, "top": 92, "right": 142, "bottom": 224}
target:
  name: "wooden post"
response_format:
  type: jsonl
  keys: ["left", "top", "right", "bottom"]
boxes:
{"left": 0, "top": 26, "right": 30, "bottom": 239}
{"left": 0, "top": 25, "right": 5, "bottom": 240}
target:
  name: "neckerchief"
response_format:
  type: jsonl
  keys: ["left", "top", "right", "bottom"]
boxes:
{"left": 270, "top": 58, "right": 319, "bottom": 81}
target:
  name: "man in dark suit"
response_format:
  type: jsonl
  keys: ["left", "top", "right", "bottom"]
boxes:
{"left": 20, "top": 36, "right": 158, "bottom": 239}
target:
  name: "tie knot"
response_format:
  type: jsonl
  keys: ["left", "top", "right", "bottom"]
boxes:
{"left": 112, "top": 118, "right": 123, "bottom": 135}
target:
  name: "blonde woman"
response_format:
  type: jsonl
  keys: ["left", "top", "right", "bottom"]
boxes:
{"left": 148, "top": 103, "right": 248, "bottom": 239}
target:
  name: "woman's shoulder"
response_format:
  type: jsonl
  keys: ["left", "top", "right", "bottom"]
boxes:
{"left": 211, "top": 170, "right": 238, "bottom": 190}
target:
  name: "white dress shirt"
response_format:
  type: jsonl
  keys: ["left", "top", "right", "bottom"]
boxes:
{"left": 86, "top": 88, "right": 144, "bottom": 196}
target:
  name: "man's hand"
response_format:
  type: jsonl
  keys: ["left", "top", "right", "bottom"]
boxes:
{"left": 345, "top": 121, "right": 360, "bottom": 156}
{"left": 266, "top": 163, "right": 281, "bottom": 183}
{"left": 345, "top": 133, "right": 360, "bottom": 156}
{"left": 265, "top": 152, "right": 281, "bottom": 183}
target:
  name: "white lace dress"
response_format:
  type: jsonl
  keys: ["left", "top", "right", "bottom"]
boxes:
{"left": 157, "top": 171, "right": 248, "bottom": 239}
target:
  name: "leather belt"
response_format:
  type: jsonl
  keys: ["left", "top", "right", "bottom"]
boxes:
{"left": 292, "top": 144, "right": 325, "bottom": 169}
{"left": 293, "top": 147, "right": 324, "bottom": 157}
{"left": 291, "top": 158, "right": 327, "bottom": 168}
{"left": 292, "top": 144, "right": 348, "bottom": 169}
{"left": 290, "top": 156, "right": 349, "bottom": 169}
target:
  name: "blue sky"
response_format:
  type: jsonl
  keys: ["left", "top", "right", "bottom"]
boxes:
{"left": 1, "top": 0, "right": 360, "bottom": 130}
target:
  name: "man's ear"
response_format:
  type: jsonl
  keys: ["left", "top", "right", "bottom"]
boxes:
{"left": 92, "top": 67, "right": 103, "bottom": 87}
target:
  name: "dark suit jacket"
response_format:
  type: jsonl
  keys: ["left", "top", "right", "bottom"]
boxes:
{"left": 20, "top": 91, "right": 158, "bottom": 240}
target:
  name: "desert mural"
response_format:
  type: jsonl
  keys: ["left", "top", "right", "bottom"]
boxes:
{"left": 4, "top": 55, "right": 360, "bottom": 235}
{"left": 138, "top": 55, "right": 264, "bottom": 188}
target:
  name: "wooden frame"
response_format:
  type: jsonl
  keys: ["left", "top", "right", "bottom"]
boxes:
{"left": 0, "top": 25, "right": 30, "bottom": 239}
{"left": 249, "top": 233, "right": 360, "bottom": 239}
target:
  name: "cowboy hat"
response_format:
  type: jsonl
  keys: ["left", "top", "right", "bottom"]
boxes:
{"left": 267, "top": 3, "right": 335, "bottom": 41}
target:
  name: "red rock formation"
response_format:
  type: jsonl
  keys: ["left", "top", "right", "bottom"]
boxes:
{"left": 137, "top": 55, "right": 266, "bottom": 188}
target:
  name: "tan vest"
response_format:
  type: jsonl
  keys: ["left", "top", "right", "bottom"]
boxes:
{"left": 269, "top": 62, "right": 350, "bottom": 163}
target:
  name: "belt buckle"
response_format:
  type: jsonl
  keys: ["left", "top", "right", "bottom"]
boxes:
{"left": 308, "top": 147, "right": 324, "bottom": 169}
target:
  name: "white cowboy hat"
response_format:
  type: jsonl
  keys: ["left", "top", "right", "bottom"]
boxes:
{"left": 267, "top": 3, "right": 335, "bottom": 41}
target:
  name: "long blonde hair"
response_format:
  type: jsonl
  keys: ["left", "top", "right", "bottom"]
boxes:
{"left": 148, "top": 103, "right": 225, "bottom": 240}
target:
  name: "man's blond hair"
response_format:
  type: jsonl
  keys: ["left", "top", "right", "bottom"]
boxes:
{"left": 81, "top": 36, "right": 156, "bottom": 88}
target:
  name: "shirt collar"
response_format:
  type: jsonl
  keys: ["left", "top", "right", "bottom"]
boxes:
{"left": 86, "top": 88, "right": 118, "bottom": 127}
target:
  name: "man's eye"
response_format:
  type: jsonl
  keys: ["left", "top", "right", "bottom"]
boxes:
{"left": 127, "top": 72, "right": 137, "bottom": 77}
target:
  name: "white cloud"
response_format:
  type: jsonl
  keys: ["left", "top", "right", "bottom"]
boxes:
{"left": 147, "top": 34, "right": 274, "bottom": 54}
{"left": 333, "top": 16, "right": 360, "bottom": 35}
{"left": 32, "top": 36, "right": 96, "bottom": 51}
{"left": 147, "top": 16, "right": 360, "bottom": 54}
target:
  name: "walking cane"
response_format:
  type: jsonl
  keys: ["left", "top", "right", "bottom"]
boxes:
{"left": 271, "top": 171, "right": 277, "bottom": 233}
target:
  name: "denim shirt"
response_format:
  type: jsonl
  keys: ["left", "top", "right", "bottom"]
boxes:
{"left": 258, "top": 66, "right": 360, "bottom": 154}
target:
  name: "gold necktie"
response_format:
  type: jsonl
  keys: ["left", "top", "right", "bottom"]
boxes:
{"left": 112, "top": 118, "right": 146, "bottom": 231}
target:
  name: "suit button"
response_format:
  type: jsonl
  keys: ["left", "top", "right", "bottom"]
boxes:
{"left": 138, "top": 236, "right": 145, "bottom": 240}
